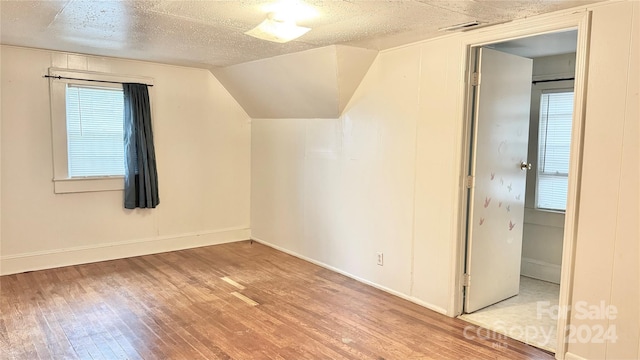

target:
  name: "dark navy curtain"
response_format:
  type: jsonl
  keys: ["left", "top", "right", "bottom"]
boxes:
{"left": 123, "top": 83, "right": 159, "bottom": 209}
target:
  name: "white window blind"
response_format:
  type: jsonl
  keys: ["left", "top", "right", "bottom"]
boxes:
{"left": 536, "top": 90, "right": 574, "bottom": 211}
{"left": 66, "top": 85, "right": 125, "bottom": 177}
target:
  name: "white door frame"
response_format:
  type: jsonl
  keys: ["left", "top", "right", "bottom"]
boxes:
{"left": 451, "top": 10, "right": 591, "bottom": 360}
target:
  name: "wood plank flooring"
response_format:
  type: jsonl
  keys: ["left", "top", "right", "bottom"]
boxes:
{"left": 0, "top": 241, "right": 554, "bottom": 359}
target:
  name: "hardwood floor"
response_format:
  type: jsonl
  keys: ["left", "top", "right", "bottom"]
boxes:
{"left": 0, "top": 241, "right": 554, "bottom": 359}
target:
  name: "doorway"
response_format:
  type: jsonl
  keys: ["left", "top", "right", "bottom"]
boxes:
{"left": 459, "top": 30, "right": 578, "bottom": 353}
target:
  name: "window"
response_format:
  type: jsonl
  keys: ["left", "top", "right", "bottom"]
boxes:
{"left": 49, "top": 68, "right": 153, "bottom": 193}
{"left": 66, "top": 85, "right": 125, "bottom": 177}
{"left": 536, "top": 90, "right": 574, "bottom": 211}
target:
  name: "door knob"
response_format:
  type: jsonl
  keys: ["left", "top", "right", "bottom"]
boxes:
{"left": 520, "top": 161, "right": 532, "bottom": 171}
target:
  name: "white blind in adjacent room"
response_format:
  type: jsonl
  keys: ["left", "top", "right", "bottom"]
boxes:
{"left": 66, "top": 84, "right": 125, "bottom": 177}
{"left": 536, "top": 90, "right": 574, "bottom": 211}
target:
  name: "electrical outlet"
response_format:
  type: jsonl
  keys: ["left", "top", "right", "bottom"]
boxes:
{"left": 376, "top": 252, "right": 384, "bottom": 266}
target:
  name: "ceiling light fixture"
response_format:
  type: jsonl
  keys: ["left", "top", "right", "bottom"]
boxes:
{"left": 262, "top": 0, "right": 319, "bottom": 22}
{"left": 245, "top": 12, "right": 310, "bottom": 43}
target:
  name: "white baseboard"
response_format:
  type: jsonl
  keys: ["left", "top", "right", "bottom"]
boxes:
{"left": 521, "top": 257, "right": 562, "bottom": 284}
{"left": 251, "top": 236, "right": 449, "bottom": 316}
{"left": 563, "top": 352, "right": 587, "bottom": 360}
{"left": 0, "top": 227, "right": 250, "bottom": 275}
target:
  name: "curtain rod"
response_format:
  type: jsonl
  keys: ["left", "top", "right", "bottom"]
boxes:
{"left": 532, "top": 77, "right": 574, "bottom": 84}
{"left": 43, "top": 75, "right": 154, "bottom": 87}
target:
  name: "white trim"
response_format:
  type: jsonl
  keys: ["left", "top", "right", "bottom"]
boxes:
{"left": 0, "top": 44, "right": 3, "bottom": 281}
{"left": 48, "top": 68, "right": 154, "bottom": 194}
{"left": 555, "top": 10, "right": 590, "bottom": 360}
{"left": 521, "top": 257, "right": 562, "bottom": 284}
{"left": 451, "top": 43, "right": 476, "bottom": 318}
{"left": 49, "top": 68, "right": 154, "bottom": 87}
{"left": 563, "top": 352, "right": 588, "bottom": 360}
{"left": 53, "top": 176, "right": 124, "bottom": 193}
{"left": 533, "top": 86, "right": 575, "bottom": 212}
{"left": 452, "top": 10, "right": 591, "bottom": 360}
{"left": 532, "top": 73, "right": 576, "bottom": 82}
{"left": 526, "top": 79, "right": 575, "bottom": 215}
{"left": 0, "top": 227, "right": 250, "bottom": 275}
{"left": 251, "top": 236, "right": 449, "bottom": 316}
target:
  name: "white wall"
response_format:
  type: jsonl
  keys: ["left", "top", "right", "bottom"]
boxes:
{"left": 251, "top": 2, "right": 638, "bottom": 359}
{"left": 522, "top": 52, "right": 576, "bottom": 284}
{"left": 0, "top": 46, "right": 3, "bottom": 274}
{"left": 568, "top": 2, "right": 639, "bottom": 359}
{"left": 213, "top": 45, "right": 377, "bottom": 119}
{"left": 252, "top": 38, "right": 465, "bottom": 314}
{"left": 0, "top": 46, "right": 251, "bottom": 274}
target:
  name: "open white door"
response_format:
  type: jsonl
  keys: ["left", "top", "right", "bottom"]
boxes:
{"left": 464, "top": 48, "right": 533, "bottom": 313}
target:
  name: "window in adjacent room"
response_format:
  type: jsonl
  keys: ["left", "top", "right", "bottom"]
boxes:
{"left": 49, "top": 69, "right": 152, "bottom": 193}
{"left": 536, "top": 89, "right": 574, "bottom": 212}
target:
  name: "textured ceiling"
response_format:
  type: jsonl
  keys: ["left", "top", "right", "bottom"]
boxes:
{"left": 0, "top": 0, "right": 599, "bottom": 68}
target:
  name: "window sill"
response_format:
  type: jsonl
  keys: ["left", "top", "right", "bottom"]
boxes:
{"left": 524, "top": 207, "right": 565, "bottom": 228}
{"left": 53, "top": 176, "right": 124, "bottom": 194}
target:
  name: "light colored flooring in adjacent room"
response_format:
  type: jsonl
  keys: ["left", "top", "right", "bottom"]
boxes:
{"left": 1, "top": 241, "right": 554, "bottom": 360}
{"left": 459, "top": 276, "right": 561, "bottom": 353}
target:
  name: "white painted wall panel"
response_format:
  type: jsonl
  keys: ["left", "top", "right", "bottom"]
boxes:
{"left": 252, "top": 45, "right": 423, "bottom": 304}
{"left": 250, "top": 119, "right": 306, "bottom": 252}
{"left": 568, "top": 2, "right": 636, "bottom": 358}
{"left": 339, "top": 46, "right": 421, "bottom": 293}
{"left": 412, "top": 37, "right": 465, "bottom": 312}
{"left": 598, "top": 2, "right": 639, "bottom": 359}
{"left": 302, "top": 119, "right": 342, "bottom": 266}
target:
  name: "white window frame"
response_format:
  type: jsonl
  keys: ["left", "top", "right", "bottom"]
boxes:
{"left": 535, "top": 88, "right": 574, "bottom": 212}
{"left": 49, "top": 68, "right": 153, "bottom": 194}
{"left": 526, "top": 79, "right": 575, "bottom": 215}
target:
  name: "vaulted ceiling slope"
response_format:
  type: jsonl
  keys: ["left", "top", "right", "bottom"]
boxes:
{"left": 213, "top": 45, "right": 377, "bottom": 118}
{"left": 1, "top": 0, "right": 599, "bottom": 69}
